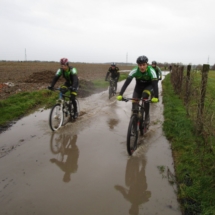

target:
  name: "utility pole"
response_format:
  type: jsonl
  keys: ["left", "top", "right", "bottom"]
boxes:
{"left": 25, "top": 48, "right": 27, "bottom": 61}
{"left": 126, "top": 52, "right": 128, "bottom": 65}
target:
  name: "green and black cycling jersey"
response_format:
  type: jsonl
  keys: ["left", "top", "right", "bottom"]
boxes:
{"left": 119, "top": 65, "right": 158, "bottom": 98}
{"left": 152, "top": 66, "right": 162, "bottom": 80}
{"left": 50, "top": 66, "right": 79, "bottom": 89}
{"left": 105, "top": 67, "right": 120, "bottom": 81}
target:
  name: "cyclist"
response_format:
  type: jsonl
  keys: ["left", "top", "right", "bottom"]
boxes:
{"left": 105, "top": 62, "right": 120, "bottom": 93}
{"left": 116, "top": 55, "right": 159, "bottom": 123}
{"left": 151, "top": 60, "right": 162, "bottom": 98}
{"left": 48, "top": 58, "right": 79, "bottom": 119}
{"left": 151, "top": 61, "right": 162, "bottom": 81}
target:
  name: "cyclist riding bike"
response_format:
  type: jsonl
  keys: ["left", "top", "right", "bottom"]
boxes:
{"left": 116, "top": 55, "right": 159, "bottom": 123}
{"left": 151, "top": 60, "right": 162, "bottom": 99}
{"left": 48, "top": 58, "right": 79, "bottom": 119}
{"left": 151, "top": 61, "right": 162, "bottom": 81}
{"left": 105, "top": 63, "right": 120, "bottom": 93}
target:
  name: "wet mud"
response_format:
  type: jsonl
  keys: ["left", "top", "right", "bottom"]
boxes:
{"left": 0, "top": 74, "right": 181, "bottom": 215}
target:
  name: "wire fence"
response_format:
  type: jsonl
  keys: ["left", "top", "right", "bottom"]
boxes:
{"left": 170, "top": 64, "right": 215, "bottom": 149}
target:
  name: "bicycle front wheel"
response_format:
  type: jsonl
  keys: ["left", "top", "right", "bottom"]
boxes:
{"left": 113, "top": 85, "right": 116, "bottom": 95}
{"left": 109, "top": 86, "right": 113, "bottom": 99}
{"left": 127, "top": 115, "right": 139, "bottom": 156}
{"left": 139, "top": 110, "right": 144, "bottom": 136}
{"left": 49, "top": 104, "right": 64, "bottom": 131}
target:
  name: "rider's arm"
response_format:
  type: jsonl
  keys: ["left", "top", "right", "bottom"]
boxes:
{"left": 157, "top": 66, "right": 162, "bottom": 79}
{"left": 105, "top": 71, "right": 110, "bottom": 81}
{"left": 50, "top": 69, "right": 62, "bottom": 88}
{"left": 148, "top": 67, "right": 159, "bottom": 98}
{"left": 116, "top": 72, "right": 120, "bottom": 82}
{"left": 119, "top": 76, "right": 133, "bottom": 96}
{"left": 50, "top": 76, "right": 60, "bottom": 88}
{"left": 71, "top": 68, "right": 79, "bottom": 90}
{"left": 72, "top": 74, "right": 79, "bottom": 89}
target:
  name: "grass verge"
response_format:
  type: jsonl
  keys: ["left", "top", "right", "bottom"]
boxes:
{"left": 0, "top": 90, "right": 55, "bottom": 127}
{"left": 162, "top": 74, "right": 215, "bottom": 215}
{"left": 0, "top": 74, "right": 129, "bottom": 128}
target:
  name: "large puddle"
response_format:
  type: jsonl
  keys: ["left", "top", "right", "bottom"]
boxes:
{"left": 0, "top": 75, "right": 181, "bottom": 215}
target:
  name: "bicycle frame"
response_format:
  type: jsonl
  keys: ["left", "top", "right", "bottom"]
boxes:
{"left": 123, "top": 97, "right": 151, "bottom": 155}
{"left": 55, "top": 87, "right": 80, "bottom": 118}
{"left": 108, "top": 78, "right": 117, "bottom": 99}
{"left": 49, "top": 88, "right": 73, "bottom": 131}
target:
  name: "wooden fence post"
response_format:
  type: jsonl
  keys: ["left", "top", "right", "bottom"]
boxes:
{"left": 197, "top": 64, "right": 209, "bottom": 132}
{"left": 184, "top": 65, "right": 191, "bottom": 105}
{"left": 179, "top": 66, "right": 184, "bottom": 94}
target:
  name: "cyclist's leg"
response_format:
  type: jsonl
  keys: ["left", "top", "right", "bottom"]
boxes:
{"left": 70, "top": 94, "right": 78, "bottom": 118}
{"left": 109, "top": 78, "right": 112, "bottom": 90}
{"left": 142, "top": 85, "right": 153, "bottom": 123}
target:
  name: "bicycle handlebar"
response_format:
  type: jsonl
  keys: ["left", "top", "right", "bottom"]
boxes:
{"left": 122, "top": 97, "right": 151, "bottom": 103}
{"left": 48, "top": 87, "right": 71, "bottom": 98}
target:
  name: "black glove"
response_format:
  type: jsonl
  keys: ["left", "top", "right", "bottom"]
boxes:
{"left": 48, "top": 86, "right": 53, "bottom": 90}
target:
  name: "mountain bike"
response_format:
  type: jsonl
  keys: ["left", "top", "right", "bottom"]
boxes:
{"left": 123, "top": 97, "right": 151, "bottom": 156}
{"left": 49, "top": 87, "right": 80, "bottom": 131}
{"left": 108, "top": 78, "right": 117, "bottom": 99}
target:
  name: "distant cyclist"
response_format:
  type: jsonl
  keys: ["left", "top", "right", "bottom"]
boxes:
{"left": 151, "top": 61, "right": 162, "bottom": 99}
{"left": 48, "top": 58, "right": 79, "bottom": 119}
{"left": 105, "top": 63, "right": 120, "bottom": 93}
{"left": 151, "top": 61, "right": 162, "bottom": 81}
{"left": 116, "top": 55, "right": 159, "bottom": 123}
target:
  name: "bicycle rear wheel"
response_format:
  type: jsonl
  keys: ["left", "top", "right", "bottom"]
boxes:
{"left": 127, "top": 115, "right": 139, "bottom": 156}
{"left": 109, "top": 86, "right": 113, "bottom": 99}
{"left": 49, "top": 104, "right": 64, "bottom": 131}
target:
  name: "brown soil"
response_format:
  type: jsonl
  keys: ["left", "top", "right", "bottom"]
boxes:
{"left": 0, "top": 61, "right": 133, "bottom": 100}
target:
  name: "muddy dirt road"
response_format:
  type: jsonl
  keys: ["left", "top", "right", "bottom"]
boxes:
{"left": 0, "top": 76, "right": 181, "bottom": 215}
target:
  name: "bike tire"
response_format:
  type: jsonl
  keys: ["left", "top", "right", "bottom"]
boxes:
{"left": 109, "top": 87, "right": 113, "bottom": 99}
{"left": 139, "top": 110, "right": 145, "bottom": 136}
{"left": 127, "top": 115, "right": 139, "bottom": 156}
{"left": 49, "top": 104, "right": 64, "bottom": 131}
{"left": 113, "top": 85, "right": 116, "bottom": 95}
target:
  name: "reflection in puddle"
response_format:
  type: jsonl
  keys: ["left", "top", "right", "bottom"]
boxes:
{"left": 50, "top": 132, "right": 79, "bottom": 183}
{"left": 115, "top": 156, "right": 151, "bottom": 215}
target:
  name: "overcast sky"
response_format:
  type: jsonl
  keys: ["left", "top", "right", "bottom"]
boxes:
{"left": 0, "top": 0, "right": 214, "bottom": 65}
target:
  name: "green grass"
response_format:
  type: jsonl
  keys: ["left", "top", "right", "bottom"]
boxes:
{"left": 0, "top": 90, "right": 58, "bottom": 126}
{"left": 92, "top": 79, "right": 109, "bottom": 89}
{"left": 119, "top": 73, "right": 129, "bottom": 81}
{"left": 0, "top": 74, "right": 129, "bottom": 127}
{"left": 162, "top": 74, "right": 215, "bottom": 215}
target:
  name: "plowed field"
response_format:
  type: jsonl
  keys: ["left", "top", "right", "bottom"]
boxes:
{"left": 0, "top": 61, "right": 133, "bottom": 99}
